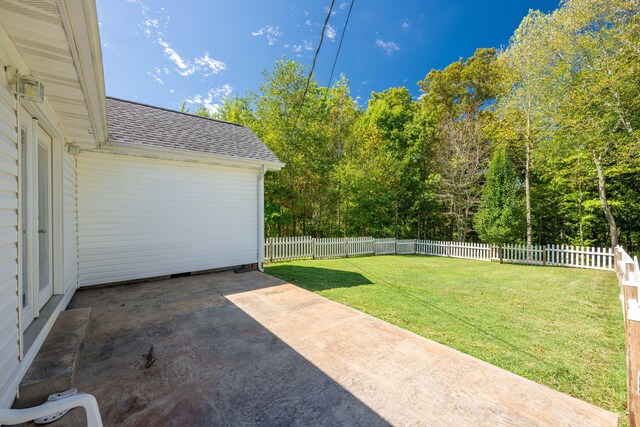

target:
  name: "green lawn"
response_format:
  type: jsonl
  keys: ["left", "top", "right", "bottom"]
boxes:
{"left": 265, "top": 255, "right": 626, "bottom": 418}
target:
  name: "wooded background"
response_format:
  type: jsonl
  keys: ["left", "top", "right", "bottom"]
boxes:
{"left": 188, "top": 0, "right": 640, "bottom": 253}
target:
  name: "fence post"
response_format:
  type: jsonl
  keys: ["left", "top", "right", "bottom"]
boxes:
{"left": 269, "top": 237, "right": 274, "bottom": 262}
{"left": 499, "top": 245, "right": 503, "bottom": 264}
{"left": 345, "top": 237, "right": 349, "bottom": 258}
{"left": 622, "top": 273, "right": 640, "bottom": 425}
{"left": 616, "top": 247, "right": 622, "bottom": 271}
{"left": 542, "top": 245, "right": 547, "bottom": 266}
{"left": 312, "top": 238, "right": 316, "bottom": 259}
{"left": 447, "top": 241, "right": 451, "bottom": 257}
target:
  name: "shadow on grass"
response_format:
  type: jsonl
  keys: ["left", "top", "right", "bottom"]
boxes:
{"left": 266, "top": 265, "right": 372, "bottom": 292}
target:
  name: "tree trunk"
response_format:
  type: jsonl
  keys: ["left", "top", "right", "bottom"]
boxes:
{"left": 593, "top": 153, "right": 619, "bottom": 248}
{"left": 525, "top": 113, "right": 533, "bottom": 251}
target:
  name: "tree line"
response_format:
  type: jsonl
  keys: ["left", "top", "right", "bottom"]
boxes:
{"left": 188, "top": 0, "right": 640, "bottom": 251}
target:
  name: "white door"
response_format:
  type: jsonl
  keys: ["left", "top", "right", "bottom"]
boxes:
{"left": 37, "top": 128, "right": 53, "bottom": 308}
{"left": 19, "top": 110, "right": 54, "bottom": 330}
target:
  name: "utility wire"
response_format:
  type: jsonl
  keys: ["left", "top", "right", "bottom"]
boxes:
{"left": 291, "top": 0, "right": 335, "bottom": 137}
{"left": 324, "top": 0, "right": 355, "bottom": 94}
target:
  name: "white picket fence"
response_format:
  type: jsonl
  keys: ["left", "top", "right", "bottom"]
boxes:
{"left": 374, "top": 238, "right": 396, "bottom": 255}
{"left": 314, "top": 237, "right": 376, "bottom": 259}
{"left": 265, "top": 237, "right": 616, "bottom": 271}
{"left": 545, "top": 244, "right": 614, "bottom": 270}
{"left": 417, "top": 240, "right": 492, "bottom": 260}
{"left": 614, "top": 246, "right": 640, "bottom": 421}
{"left": 267, "top": 236, "right": 313, "bottom": 261}
{"left": 396, "top": 239, "right": 417, "bottom": 255}
{"left": 616, "top": 245, "right": 640, "bottom": 284}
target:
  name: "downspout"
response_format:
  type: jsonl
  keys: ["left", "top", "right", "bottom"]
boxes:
{"left": 257, "top": 165, "right": 266, "bottom": 272}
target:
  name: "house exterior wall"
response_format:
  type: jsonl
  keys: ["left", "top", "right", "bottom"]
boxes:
{"left": 77, "top": 151, "right": 260, "bottom": 287}
{"left": 0, "top": 31, "right": 82, "bottom": 408}
{"left": 0, "top": 44, "right": 21, "bottom": 409}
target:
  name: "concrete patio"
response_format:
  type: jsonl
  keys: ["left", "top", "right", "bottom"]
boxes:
{"left": 46, "top": 270, "right": 615, "bottom": 426}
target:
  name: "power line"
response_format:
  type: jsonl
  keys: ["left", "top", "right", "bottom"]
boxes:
{"left": 325, "top": 0, "right": 355, "bottom": 92}
{"left": 291, "top": 0, "right": 335, "bottom": 137}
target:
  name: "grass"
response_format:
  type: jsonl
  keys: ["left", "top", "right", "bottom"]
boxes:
{"left": 265, "top": 255, "right": 626, "bottom": 420}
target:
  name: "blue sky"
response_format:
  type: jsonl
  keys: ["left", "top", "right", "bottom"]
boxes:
{"left": 97, "top": 0, "right": 560, "bottom": 113}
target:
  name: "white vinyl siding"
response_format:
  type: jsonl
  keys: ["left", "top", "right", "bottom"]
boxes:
{"left": 63, "top": 152, "right": 77, "bottom": 293}
{"left": 0, "top": 58, "right": 20, "bottom": 408}
{"left": 77, "top": 152, "right": 259, "bottom": 287}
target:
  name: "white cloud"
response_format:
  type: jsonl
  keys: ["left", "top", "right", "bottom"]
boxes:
{"left": 136, "top": 3, "right": 167, "bottom": 39}
{"left": 305, "top": 19, "right": 312, "bottom": 26}
{"left": 326, "top": 24, "right": 336, "bottom": 40}
{"left": 147, "top": 72, "right": 163, "bottom": 85}
{"left": 401, "top": 20, "right": 410, "bottom": 30}
{"left": 129, "top": 0, "right": 226, "bottom": 79}
{"left": 186, "top": 84, "right": 233, "bottom": 115}
{"left": 157, "top": 39, "right": 226, "bottom": 77}
{"left": 339, "top": 2, "right": 349, "bottom": 9}
{"left": 158, "top": 38, "right": 195, "bottom": 75}
{"left": 252, "top": 25, "right": 282, "bottom": 45}
{"left": 324, "top": 6, "right": 337, "bottom": 16}
{"left": 285, "top": 39, "right": 314, "bottom": 56}
{"left": 144, "top": 18, "right": 158, "bottom": 28}
{"left": 195, "top": 53, "right": 227, "bottom": 75}
{"left": 375, "top": 39, "right": 400, "bottom": 54}
{"left": 127, "top": 0, "right": 150, "bottom": 20}
{"left": 210, "top": 84, "right": 233, "bottom": 99}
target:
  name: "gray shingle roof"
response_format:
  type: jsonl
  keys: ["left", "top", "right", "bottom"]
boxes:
{"left": 106, "top": 97, "right": 281, "bottom": 164}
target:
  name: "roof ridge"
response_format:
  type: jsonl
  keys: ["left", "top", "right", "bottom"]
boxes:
{"left": 106, "top": 96, "right": 246, "bottom": 128}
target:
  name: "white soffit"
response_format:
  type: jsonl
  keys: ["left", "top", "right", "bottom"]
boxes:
{"left": 0, "top": 0, "right": 107, "bottom": 147}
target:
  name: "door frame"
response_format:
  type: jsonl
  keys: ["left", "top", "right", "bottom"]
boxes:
{"left": 17, "top": 101, "right": 66, "bottom": 356}
{"left": 18, "top": 113, "right": 35, "bottom": 329}
{"left": 36, "top": 127, "right": 53, "bottom": 309}
{"left": 19, "top": 111, "right": 46, "bottom": 323}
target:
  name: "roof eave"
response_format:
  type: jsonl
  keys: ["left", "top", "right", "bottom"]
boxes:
{"left": 57, "top": 0, "right": 108, "bottom": 146}
{"left": 97, "top": 139, "right": 285, "bottom": 171}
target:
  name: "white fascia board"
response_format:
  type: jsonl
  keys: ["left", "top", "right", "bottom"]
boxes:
{"left": 57, "top": 0, "right": 108, "bottom": 146}
{"left": 88, "top": 139, "right": 285, "bottom": 171}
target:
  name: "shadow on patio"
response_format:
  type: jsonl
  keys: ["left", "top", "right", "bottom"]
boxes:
{"left": 61, "top": 271, "right": 386, "bottom": 426}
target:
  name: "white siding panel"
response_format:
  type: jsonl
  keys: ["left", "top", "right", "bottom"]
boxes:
{"left": 77, "top": 152, "right": 259, "bottom": 287}
{"left": 63, "top": 151, "right": 77, "bottom": 293}
{"left": 0, "top": 58, "right": 19, "bottom": 408}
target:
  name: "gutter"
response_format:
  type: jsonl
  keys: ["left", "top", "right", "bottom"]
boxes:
{"left": 90, "top": 139, "right": 285, "bottom": 171}
{"left": 57, "top": 0, "right": 109, "bottom": 146}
